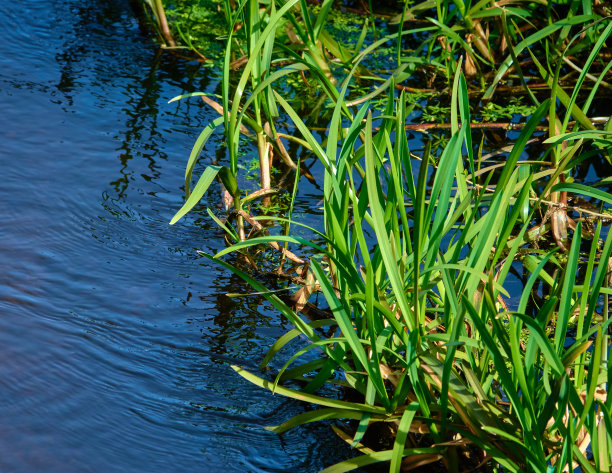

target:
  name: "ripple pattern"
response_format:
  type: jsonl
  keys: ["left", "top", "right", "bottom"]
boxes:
{"left": 0, "top": 1, "right": 353, "bottom": 472}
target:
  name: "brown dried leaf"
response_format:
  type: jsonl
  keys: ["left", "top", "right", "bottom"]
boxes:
{"left": 289, "top": 270, "right": 316, "bottom": 312}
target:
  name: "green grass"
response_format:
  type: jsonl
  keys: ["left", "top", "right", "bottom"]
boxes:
{"left": 163, "top": 1, "right": 612, "bottom": 471}
{"left": 210, "top": 75, "right": 612, "bottom": 471}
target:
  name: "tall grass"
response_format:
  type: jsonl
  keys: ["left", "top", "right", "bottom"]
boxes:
{"left": 166, "top": 1, "right": 612, "bottom": 471}
{"left": 205, "top": 68, "right": 612, "bottom": 471}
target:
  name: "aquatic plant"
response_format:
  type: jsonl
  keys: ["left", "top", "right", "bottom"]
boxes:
{"left": 164, "top": 1, "right": 612, "bottom": 471}
{"left": 200, "top": 66, "right": 612, "bottom": 471}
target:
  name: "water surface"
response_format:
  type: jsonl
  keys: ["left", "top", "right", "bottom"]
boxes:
{"left": 0, "top": 1, "right": 350, "bottom": 471}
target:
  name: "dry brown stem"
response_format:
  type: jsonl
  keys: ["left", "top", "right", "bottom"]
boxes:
{"left": 237, "top": 210, "right": 305, "bottom": 265}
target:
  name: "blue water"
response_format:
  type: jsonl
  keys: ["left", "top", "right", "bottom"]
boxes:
{"left": 0, "top": 1, "right": 350, "bottom": 471}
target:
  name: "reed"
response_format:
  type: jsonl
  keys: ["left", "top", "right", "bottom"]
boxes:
{"left": 165, "top": 1, "right": 612, "bottom": 471}
{"left": 207, "top": 71, "right": 612, "bottom": 471}
{"left": 140, "top": 0, "right": 176, "bottom": 47}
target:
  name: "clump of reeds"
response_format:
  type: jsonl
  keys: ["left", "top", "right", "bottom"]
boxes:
{"left": 167, "top": 1, "right": 612, "bottom": 471}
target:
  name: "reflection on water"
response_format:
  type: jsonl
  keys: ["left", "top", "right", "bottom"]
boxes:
{"left": 0, "top": 1, "right": 351, "bottom": 472}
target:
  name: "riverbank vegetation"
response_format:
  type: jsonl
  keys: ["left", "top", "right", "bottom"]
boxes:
{"left": 141, "top": 0, "right": 612, "bottom": 471}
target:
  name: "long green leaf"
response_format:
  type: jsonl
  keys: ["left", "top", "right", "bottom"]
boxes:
{"left": 549, "top": 182, "right": 612, "bottom": 205}
{"left": 484, "top": 15, "right": 598, "bottom": 99}
{"left": 170, "top": 165, "right": 221, "bottom": 224}
{"left": 390, "top": 403, "right": 419, "bottom": 473}
{"left": 320, "top": 447, "right": 442, "bottom": 473}
{"left": 232, "top": 365, "right": 387, "bottom": 414}
{"left": 364, "top": 111, "right": 415, "bottom": 332}
{"left": 266, "top": 408, "right": 374, "bottom": 434}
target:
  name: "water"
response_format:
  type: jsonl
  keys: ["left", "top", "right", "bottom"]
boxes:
{"left": 0, "top": 1, "right": 351, "bottom": 471}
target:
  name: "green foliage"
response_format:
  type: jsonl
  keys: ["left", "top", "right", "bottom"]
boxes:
{"left": 479, "top": 97, "right": 537, "bottom": 122}
{"left": 163, "top": 1, "right": 612, "bottom": 471}
{"left": 420, "top": 102, "right": 451, "bottom": 122}
{"left": 214, "top": 73, "right": 612, "bottom": 471}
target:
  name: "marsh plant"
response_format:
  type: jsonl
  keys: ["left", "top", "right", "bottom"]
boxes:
{"left": 166, "top": 1, "right": 612, "bottom": 471}
{"left": 197, "top": 73, "right": 612, "bottom": 472}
